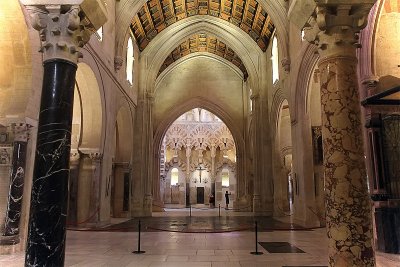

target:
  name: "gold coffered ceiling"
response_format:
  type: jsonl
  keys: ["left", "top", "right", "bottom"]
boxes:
{"left": 158, "top": 33, "right": 248, "bottom": 79}
{"left": 130, "top": 0, "right": 275, "bottom": 52}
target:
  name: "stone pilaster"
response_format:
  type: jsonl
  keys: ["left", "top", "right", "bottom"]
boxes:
{"left": 88, "top": 152, "right": 102, "bottom": 222}
{"left": 304, "top": 3, "right": 375, "bottom": 266}
{"left": 22, "top": 3, "right": 105, "bottom": 265}
{"left": 67, "top": 150, "right": 80, "bottom": 224}
{"left": 144, "top": 92, "right": 154, "bottom": 214}
{"left": 1, "top": 123, "right": 29, "bottom": 245}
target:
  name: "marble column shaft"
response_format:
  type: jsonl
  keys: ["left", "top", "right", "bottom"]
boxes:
{"left": 26, "top": 58, "right": 76, "bottom": 266}
{"left": 3, "top": 139, "right": 27, "bottom": 238}
{"left": 305, "top": 4, "right": 375, "bottom": 266}
{"left": 24, "top": 5, "right": 86, "bottom": 266}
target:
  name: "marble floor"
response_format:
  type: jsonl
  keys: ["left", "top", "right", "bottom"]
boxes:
{"left": 0, "top": 209, "right": 399, "bottom": 266}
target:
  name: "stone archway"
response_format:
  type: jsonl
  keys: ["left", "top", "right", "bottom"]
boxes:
{"left": 159, "top": 108, "right": 237, "bottom": 209}
{"left": 68, "top": 63, "right": 104, "bottom": 226}
{"left": 111, "top": 103, "right": 134, "bottom": 218}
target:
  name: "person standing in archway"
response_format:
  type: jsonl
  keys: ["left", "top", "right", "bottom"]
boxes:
{"left": 225, "top": 191, "right": 231, "bottom": 210}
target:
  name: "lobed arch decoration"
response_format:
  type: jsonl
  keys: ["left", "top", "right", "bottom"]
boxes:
{"left": 130, "top": 0, "right": 275, "bottom": 52}
{"left": 154, "top": 97, "right": 245, "bottom": 164}
{"left": 158, "top": 32, "right": 248, "bottom": 79}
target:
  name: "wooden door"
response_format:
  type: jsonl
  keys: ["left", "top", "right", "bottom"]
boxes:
{"left": 197, "top": 187, "right": 204, "bottom": 204}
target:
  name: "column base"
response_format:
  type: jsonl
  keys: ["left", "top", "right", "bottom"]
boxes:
{"left": 0, "top": 235, "right": 20, "bottom": 255}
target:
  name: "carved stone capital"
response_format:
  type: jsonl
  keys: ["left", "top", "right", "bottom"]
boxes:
{"left": 25, "top": 5, "right": 85, "bottom": 63}
{"left": 304, "top": 4, "right": 375, "bottom": 60}
{"left": 88, "top": 152, "right": 102, "bottom": 162}
{"left": 281, "top": 58, "right": 290, "bottom": 73}
{"left": 146, "top": 92, "right": 155, "bottom": 102}
{"left": 114, "top": 56, "right": 124, "bottom": 71}
{"left": 70, "top": 149, "right": 80, "bottom": 163}
{"left": 23, "top": 1, "right": 107, "bottom": 64}
{"left": 250, "top": 93, "right": 259, "bottom": 101}
{"left": 12, "top": 123, "right": 30, "bottom": 142}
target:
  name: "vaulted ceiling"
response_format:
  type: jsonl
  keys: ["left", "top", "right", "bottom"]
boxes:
{"left": 158, "top": 33, "right": 248, "bottom": 79}
{"left": 130, "top": 0, "right": 275, "bottom": 52}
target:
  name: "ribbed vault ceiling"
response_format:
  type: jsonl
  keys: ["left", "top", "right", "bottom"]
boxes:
{"left": 158, "top": 33, "right": 248, "bottom": 79}
{"left": 130, "top": 0, "right": 275, "bottom": 52}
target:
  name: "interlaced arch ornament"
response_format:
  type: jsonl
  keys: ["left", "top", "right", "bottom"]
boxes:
{"left": 130, "top": 0, "right": 275, "bottom": 51}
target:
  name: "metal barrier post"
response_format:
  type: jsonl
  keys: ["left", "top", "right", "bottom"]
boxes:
{"left": 218, "top": 204, "right": 221, "bottom": 217}
{"left": 190, "top": 204, "right": 192, "bottom": 217}
{"left": 132, "top": 220, "right": 146, "bottom": 254}
{"left": 250, "top": 221, "right": 263, "bottom": 255}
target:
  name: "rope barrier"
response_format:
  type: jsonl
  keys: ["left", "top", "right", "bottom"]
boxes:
{"left": 66, "top": 207, "right": 100, "bottom": 226}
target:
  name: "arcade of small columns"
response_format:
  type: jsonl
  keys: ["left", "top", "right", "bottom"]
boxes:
{"left": 159, "top": 109, "right": 237, "bottom": 207}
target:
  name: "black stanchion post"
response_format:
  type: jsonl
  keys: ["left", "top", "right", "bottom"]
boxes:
{"left": 218, "top": 204, "right": 221, "bottom": 217}
{"left": 132, "top": 220, "right": 146, "bottom": 254}
{"left": 190, "top": 204, "right": 192, "bottom": 217}
{"left": 250, "top": 221, "right": 263, "bottom": 255}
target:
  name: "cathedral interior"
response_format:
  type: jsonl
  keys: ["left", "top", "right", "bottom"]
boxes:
{"left": 0, "top": 0, "right": 400, "bottom": 266}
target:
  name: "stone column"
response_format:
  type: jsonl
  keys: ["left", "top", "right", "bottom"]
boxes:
{"left": 185, "top": 144, "right": 191, "bottom": 207}
{"left": 76, "top": 150, "right": 102, "bottom": 225}
{"left": 210, "top": 145, "right": 216, "bottom": 199}
{"left": 250, "top": 94, "right": 261, "bottom": 213}
{"left": 88, "top": 152, "right": 102, "bottom": 223}
{"left": 22, "top": 3, "right": 105, "bottom": 265}
{"left": 304, "top": 4, "right": 375, "bottom": 266}
{"left": 144, "top": 93, "right": 154, "bottom": 214}
{"left": 1, "top": 124, "right": 29, "bottom": 244}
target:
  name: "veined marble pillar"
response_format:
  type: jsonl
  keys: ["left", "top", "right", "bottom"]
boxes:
{"left": 2, "top": 124, "right": 29, "bottom": 243}
{"left": 22, "top": 3, "right": 104, "bottom": 265}
{"left": 305, "top": 4, "right": 375, "bottom": 266}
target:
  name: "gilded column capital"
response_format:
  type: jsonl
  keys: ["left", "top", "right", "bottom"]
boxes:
{"left": 304, "top": 3, "right": 375, "bottom": 60}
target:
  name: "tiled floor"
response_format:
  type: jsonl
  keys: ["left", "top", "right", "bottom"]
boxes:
{"left": 1, "top": 209, "right": 399, "bottom": 266}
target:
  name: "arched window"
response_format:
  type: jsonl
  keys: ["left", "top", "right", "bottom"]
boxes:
{"left": 222, "top": 169, "right": 229, "bottom": 187}
{"left": 271, "top": 36, "right": 279, "bottom": 84}
{"left": 249, "top": 88, "right": 253, "bottom": 112}
{"left": 126, "top": 37, "right": 134, "bottom": 85}
{"left": 171, "top": 168, "right": 179, "bottom": 186}
{"left": 96, "top": 26, "right": 103, "bottom": 41}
